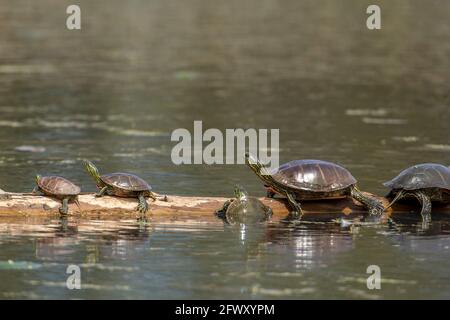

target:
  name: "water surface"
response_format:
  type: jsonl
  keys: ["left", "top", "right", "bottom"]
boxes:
{"left": 0, "top": 0, "right": 449, "bottom": 299}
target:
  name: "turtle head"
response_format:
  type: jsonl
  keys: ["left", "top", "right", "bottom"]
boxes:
{"left": 35, "top": 174, "right": 41, "bottom": 184}
{"left": 234, "top": 184, "right": 248, "bottom": 200}
{"left": 245, "top": 152, "right": 271, "bottom": 180}
{"left": 83, "top": 160, "right": 101, "bottom": 184}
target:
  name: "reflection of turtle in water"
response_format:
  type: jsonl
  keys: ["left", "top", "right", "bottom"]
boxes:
{"left": 33, "top": 175, "right": 81, "bottom": 215}
{"left": 384, "top": 163, "right": 450, "bottom": 223}
{"left": 216, "top": 185, "right": 272, "bottom": 225}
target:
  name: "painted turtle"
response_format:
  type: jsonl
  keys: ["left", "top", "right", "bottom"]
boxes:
{"left": 216, "top": 185, "right": 272, "bottom": 225}
{"left": 383, "top": 163, "right": 450, "bottom": 222}
{"left": 245, "top": 153, "right": 383, "bottom": 219}
{"left": 84, "top": 160, "right": 159, "bottom": 213}
{"left": 33, "top": 175, "right": 81, "bottom": 215}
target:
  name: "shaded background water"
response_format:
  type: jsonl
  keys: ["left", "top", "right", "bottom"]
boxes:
{"left": 0, "top": 0, "right": 449, "bottom": 299}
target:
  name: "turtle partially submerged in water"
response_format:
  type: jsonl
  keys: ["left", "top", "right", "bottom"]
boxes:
{"left": 383, "top": 163, "right": 450, "bottom": 222}
{"left": 245, "top": 153, "right": 384, "bottom": 219}
{"left": 216, "top": 185, "right": 273, "bottom": 225}
{"left": 33, "top": 175, "right": 81, "bottom": 215}
{"left": 84, "top": 160, "right": 159, "bottom": 213}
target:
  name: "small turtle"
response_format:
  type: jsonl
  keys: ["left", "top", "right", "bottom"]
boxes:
{"left": 216, "top": 185, "right": 273, "bottom": 225}
{"left": 84, "top": 160, "right": 158, "bottom": 213}
{"left": 33, "top": 175, "right": 81, "bottom": 215}
{"left": 383, "top": 163, "right": 450, "bottom": 222}
{"left": 245, "top": 153, "right": 384, "bottom": 219}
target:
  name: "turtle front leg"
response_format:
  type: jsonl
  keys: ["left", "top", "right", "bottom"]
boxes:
{"left": 32, "top": 186, "right": 44, "bottom": 195}
{"left": 350, "top": 186, "right": 385, "bottom": 216}
{"left": 285, "top": 192, "right": 304, "bottom": 219}
{"left": 266, "top": 190, "right": 276, "bottom": 198}
{"left": 137, "top": 192, "right": 149, "bottom": 213}
{"left": 265, "top": 186, "right": 276, "bottom": 198}
{"left": 410, "top": 190, "right": 432, "bottom": 224}
{"left": 95, "top": 186, "right": 108, "bottom": 197}
{"left": 59, "top": 197, "right": 69, "bottom": 215}
{"left": 215, "top": 199, "right": 232, "bottom": 219}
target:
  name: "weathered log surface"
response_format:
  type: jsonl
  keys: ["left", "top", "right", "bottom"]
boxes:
{"left": 0, "top": 192, "right": 449, "bottom": 222}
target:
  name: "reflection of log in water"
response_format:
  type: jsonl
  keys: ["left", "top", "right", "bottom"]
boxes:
{"left": 0, "top": 192, "right": 449, "bottom": 221}
{"left": 0, "top": 217, "right": 153, "bottom": 262}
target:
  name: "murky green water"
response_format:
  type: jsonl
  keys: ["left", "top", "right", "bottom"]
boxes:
{"left": 0, "top": 0, "right": 449, "bottom": 299}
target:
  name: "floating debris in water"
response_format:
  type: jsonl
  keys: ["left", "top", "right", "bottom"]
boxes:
{"left": 15, "top": 145, "right": 46, "bottom": 153}
{"left": 362, "top": 117, "right": 407, "bottom": 125}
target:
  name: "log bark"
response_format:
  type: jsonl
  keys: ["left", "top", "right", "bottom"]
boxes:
{"left": 0, "top": 192, "right": 449, "bottom": 222}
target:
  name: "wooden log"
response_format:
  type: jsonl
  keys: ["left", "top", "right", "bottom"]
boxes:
{"left": 0, "top": 192, "right": 449, "bottom": 222}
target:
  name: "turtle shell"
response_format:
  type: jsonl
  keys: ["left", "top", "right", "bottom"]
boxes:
{"left": 270, "top": 160, "right": 357, "bottom": 192}
{"left": 38, "top": 176, "right": 81, "bottom": 196}
{"left": 383, "top": 163, "right": 450, "bottom": 191}
{"left": 100, "top": 173, "right": 151, "bottom": 192}
{"left": 225, "top": 197, "right": 272, "bottom": 225}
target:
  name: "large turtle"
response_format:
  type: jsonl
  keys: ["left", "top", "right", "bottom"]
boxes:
{"left": 245, "top": 153, "right": 384, "bottom": 219}
{"left": 216, "top": 185, "right": 273, "bottom": 225}
{"left": 33, "top": 175, "right": 81, "bottom": 215}
{"left": 383, "top": 163, "right": 450, "bottom": 223}
{"left": 84, "top": 160, "right": 158, "bottom": 213}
